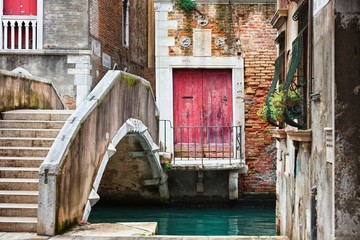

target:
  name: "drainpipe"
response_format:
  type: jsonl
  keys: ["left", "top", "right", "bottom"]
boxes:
{"left": 308, "top": 0, "right": 314, "bottom": 128}
{"left": 311, "top": 186, "right": 317, "bottom": 240}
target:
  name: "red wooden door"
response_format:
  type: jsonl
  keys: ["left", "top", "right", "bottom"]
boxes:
{"left": 173, "top": 69, "right": 233, "bottom": 158}
{"left": 4, "top": 0, "right": 37, "bottom": 15}
{"left": 203, "top": 70, "right": 233, "bottom": 150}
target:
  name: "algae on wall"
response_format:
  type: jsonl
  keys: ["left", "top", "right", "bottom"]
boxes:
{"left": 0, "top": 73, "right": 64, "bottom": 113}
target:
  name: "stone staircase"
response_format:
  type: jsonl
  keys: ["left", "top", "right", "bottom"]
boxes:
{"left": 0, "top": 109, "right": 73, "bottom": 232}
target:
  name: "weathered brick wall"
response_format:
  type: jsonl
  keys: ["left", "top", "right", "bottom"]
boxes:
{"left": 169, "top": 3, "right": 277, "bottom": 194}
{"left": 90, "top": 0, "right": 155, "bottom": 87}
{"left": 43, "top": 0, "right": 89, "bottom": 49}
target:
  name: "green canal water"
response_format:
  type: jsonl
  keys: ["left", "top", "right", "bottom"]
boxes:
{"left": 89, "top": 206, "right": 276, "bottom": 236}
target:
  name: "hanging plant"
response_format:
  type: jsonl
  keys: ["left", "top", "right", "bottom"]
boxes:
{"left": 257, "top": 84, "right": 301, "bottom": 126}
{"left": 176, "top": 0, "right": 196, "bottom": 12}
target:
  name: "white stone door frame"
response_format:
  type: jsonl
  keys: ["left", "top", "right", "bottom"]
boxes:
{"left": 156, "top": 56, "right": 245, "bottom": 159}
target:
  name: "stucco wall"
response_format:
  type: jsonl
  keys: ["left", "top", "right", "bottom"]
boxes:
{"left": 0, "top": 70, "right": 64, "bottom": 112}
{"left": 311, "top": 3, "right": 334, "bottom": 239}
{"left": 334, "top": 0, "right": 360, "bottom": 238}
{"left": 43, "top": 0, "right": 89, "bottom": 49}
{"left": 276, "top": 0, "right": 360, "bottom": 239}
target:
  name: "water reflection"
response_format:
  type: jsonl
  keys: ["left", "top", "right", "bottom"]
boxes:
{"left": 89, "top": 206, "right": 276, "bottom": 236}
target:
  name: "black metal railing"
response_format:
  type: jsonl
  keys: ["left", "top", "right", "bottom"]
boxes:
{"left": 160, "top": 120, "right": 242, "bottom": 165}
{"left": 283, "top": 28, "right": 307, "bottom": 129}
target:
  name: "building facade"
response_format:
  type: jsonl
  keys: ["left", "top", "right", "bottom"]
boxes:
{"left": 269, "top": 0, "right": 360, "bottom": 239}
{"left": 155, "top": 0, "right": 278, "bottom": 200}
{"left": 0, "top": 0, "right": 155, "bottom": 109}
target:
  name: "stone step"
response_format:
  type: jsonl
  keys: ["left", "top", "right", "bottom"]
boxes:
{"left": 0, "top": 178, "right": 38, "bottom": 191}
{"left": 0, "top": 147, "right": 50, "bottom": 157}
{"left": 0, "top": 120, "right": 65, "bottom": 129}
{"left": 0, "top": 128, "right": 60, "bottom": 138}
{"left": 0, "top": 203, "right": 37, "bottom": 217}
{"left": 0, "top": 190, "right": 38, "bottom": 204}
{"left": 0, "top": 157, "right": 44, "bottom": 167}
{"left": 0, "top": 217, "right": 37, "bottom": 232}
{"left": 0, "top": 167, "right": 39, "bottom": 178}
{"left": 2, "top": 109, "right": 73, "bottom": 121}
{"left": 0, "top": 137, "right": 55, "bottom": 147}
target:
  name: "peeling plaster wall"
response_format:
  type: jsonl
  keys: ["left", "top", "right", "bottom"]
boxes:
{"left": 276, "top": 1, "right": 334, "bottom": 239}
{"left": 311, "top": 2, "right": 335, "bottom": 240}
{"left": 277, "top": 0, "right": 360, "bottom": 239}
{"left": 334, "top": 0, "right": 360, "bottom": 238}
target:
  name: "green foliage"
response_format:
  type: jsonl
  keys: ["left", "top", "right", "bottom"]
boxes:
{"left": 176, "top": 0, "right": 196, "bottom": 12}
{"left": 162, "top": 162, "right": 173, "bottom": 172}
{"left": 257, "top": 84, "right": 300, "bottom": 125}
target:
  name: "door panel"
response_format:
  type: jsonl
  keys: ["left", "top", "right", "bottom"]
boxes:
{"left": 173, "top": 69, "right": 233, "bottom": 158}
{"left": 173, "top": 69, "right": 203, "bottom": 146}
{"left": 4, "top": 0, "right": 37, "bottom": 15}
{"left": 202, "top": 70, "right": 233, "bottom": 156}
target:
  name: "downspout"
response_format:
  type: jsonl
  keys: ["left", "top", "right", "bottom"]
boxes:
{"left": 309, "top": 2, "right": 317, "bottom": 239}
{"left": 311, "top": 186, "right": 317, "bottom": 240}
{"left": 308, "top": 0, "right": 314, "bottom": 128}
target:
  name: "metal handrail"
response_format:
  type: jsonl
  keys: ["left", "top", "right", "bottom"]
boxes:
{"left": 160, "top": 120, "right": 242, "bottom": 165}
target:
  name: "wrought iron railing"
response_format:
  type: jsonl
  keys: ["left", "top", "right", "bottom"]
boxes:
{"left": 283, "top": 28, "right": 307, "bottom": 129}
{"left": 265, "top": 52, "right": 284, "bottom": 128}
{"left": 160, "top": 120, "right": 243, "bottom": 165}
{"left": 1, "top": 15, "right": 39, "bottom": 50}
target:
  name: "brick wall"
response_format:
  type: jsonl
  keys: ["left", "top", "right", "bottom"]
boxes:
{"left": 168, "top": 3, "right": 277, "bottom": 194}
{"left": 90, "top": 0, "right": 155, "bottom": 88}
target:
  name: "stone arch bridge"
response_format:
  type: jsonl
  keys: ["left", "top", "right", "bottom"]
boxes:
{"left": 37, "top": 71, "right": 169, "bottom": 235}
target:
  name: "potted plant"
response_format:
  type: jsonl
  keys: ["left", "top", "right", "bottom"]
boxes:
{"left": 257, "top": 84, "right": 300, "bottom": 127}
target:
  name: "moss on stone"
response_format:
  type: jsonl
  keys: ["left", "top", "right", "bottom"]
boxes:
{"left": 0, "top": 90, "right": 52, "bottom": 112}
{"left": 122, "top": 74, "right": 139, "bottom": 87}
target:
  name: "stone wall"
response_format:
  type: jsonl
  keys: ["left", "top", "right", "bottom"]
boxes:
{"left": 274, "top": 0, "right": 360, "bottom": 239}
{"left": 0, "top": 54, "right": 77, "bottom": 109}
{"left": 98, "top": 135, "right": 162, "bottom": 204}
{"left": 334, "top": 0, "right": 360, "bottom": 238}
{"left": 0, "top": 70, "right": 64, "bottom": 112}
{"left": 167, "top": 3, "right": 277, "bottom": 195}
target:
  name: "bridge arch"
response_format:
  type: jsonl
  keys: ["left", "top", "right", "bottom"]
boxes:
{"left": 82, "top": 118, "right": 169, "bottom": 220}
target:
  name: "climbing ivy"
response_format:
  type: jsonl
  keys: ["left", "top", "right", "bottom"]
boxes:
{"left": 176, "top": 0, "right": 196, "bottom": 12}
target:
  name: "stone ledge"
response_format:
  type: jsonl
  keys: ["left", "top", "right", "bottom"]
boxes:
{"left": 271, "top": 9, "right": 288, "bottom": 30}
{"left": 270, "top": 128, "right": 286, "bottom": 139}
{"left": 286, "top": 129, "right": 312, "bottom": 152}
{"left": 285, "top": 129, "right": 312, "bottom": 142}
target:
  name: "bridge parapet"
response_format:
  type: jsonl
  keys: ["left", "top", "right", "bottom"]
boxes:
{"left": 37, "top": 71, "right": 165, "bottom": 236}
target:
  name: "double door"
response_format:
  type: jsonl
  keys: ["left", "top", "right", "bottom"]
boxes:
{"left": 173, "top": 69, "right": 233, "bottom": 158}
